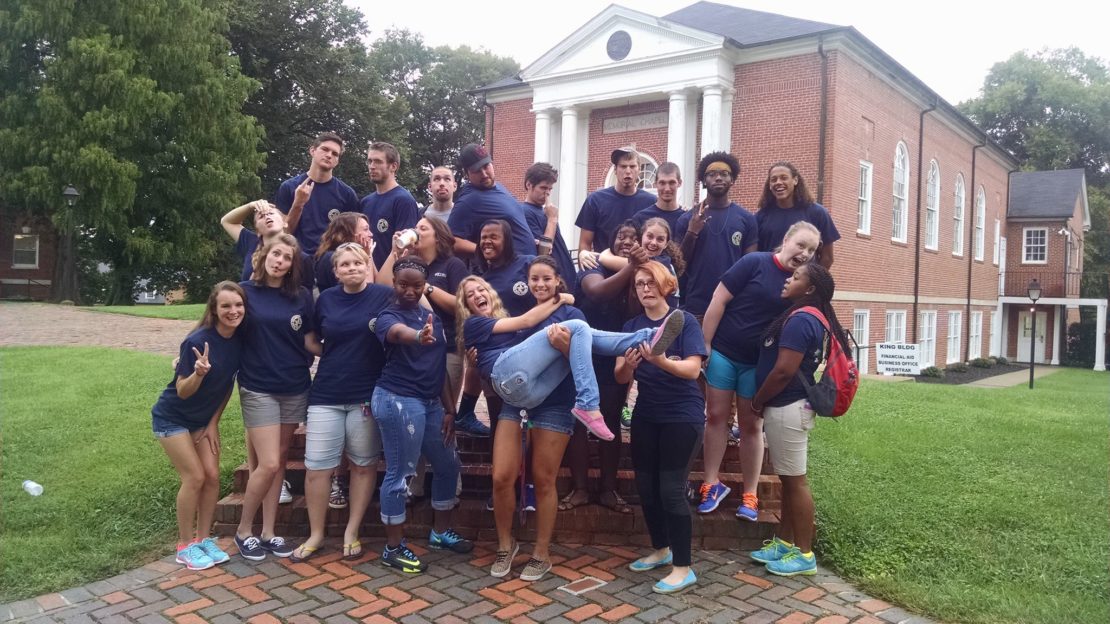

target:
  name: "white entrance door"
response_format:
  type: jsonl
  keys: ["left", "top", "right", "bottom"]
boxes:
{"left": 1016, "top": 310, "right": 1047, "bottom": 364}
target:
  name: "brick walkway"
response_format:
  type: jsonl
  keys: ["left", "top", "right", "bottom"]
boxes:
{"left": 0, "top": 303, "right": 194, "bottom": 356}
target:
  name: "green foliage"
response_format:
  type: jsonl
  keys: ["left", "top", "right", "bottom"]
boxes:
{"left": 946, "top": 361, "right": 970, "bottom": 373}
{"left": 810, "top": 370, "right": 1110, "bottom": 623}
{"left": 0, "top": 347, "right": 246, "bottom": 602}
{"left": 920, "top": 365, "right": 945, "bottom": 378}
{"left": 995, "top": 356, "right": 1009, "bottom": 365}
{"left": 1064, "top": 320, "right": 1107, "bottom": 368}
{"left": 970, "top": 357, "right": 993, "bottom": 368}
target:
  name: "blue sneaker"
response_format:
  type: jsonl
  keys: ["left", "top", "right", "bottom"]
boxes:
{"left": 749, "top": 537, "right": 791, "bottom": 563}
{"left": 382, "top": 541, "right": 427, "bottom": 574}
{"left": 198, "top": 537, "right": 230, "bottom": 564}
{"left": 522, "top": 484, "right": 536, "bottom": 512}
{"left": 696, "top": 482, "right": 731, "bottom": 514}
{"left": 234, "top": 534, "right": 266, "bottom": 561}
{"left": 735, "top": 493, "right": 759, "bottom": 522}
{"left": 429, "top": 528, "right": 474, "bottom": 554}
{"left": 176, "top": 543, "right": 215, "bottom": 571}
{"left": 454, "top": 412, "right": 491, "bottom": 437}
{"left": 652, "top": 569, "right": 697, "bottom": 594}
{"left": 766, "top": 548, "right": 817, "bottom": 576}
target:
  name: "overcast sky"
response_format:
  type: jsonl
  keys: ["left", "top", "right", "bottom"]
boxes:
{"left": 348, "top": 0, "right": 1109, "bottom": 105}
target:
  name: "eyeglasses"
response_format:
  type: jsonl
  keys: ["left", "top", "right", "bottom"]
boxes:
{"left": 634, "top": 280, "right": 658, "bottom": 290}
{"left": 705, "top": 170, "right": 732, "bottom": 180}
{"left": 336, "top": 242, "right": 362, "bottom": 251}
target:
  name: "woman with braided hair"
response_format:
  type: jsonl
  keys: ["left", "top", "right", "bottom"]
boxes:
{"left": 748, "top": 262, "right": 849, "bottom": 577}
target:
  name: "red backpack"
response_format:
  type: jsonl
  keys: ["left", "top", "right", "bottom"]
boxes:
{"left": 789, "top": 306, "right": 859, "bottom": 417}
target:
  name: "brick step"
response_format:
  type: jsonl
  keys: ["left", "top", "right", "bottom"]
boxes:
{"left": 214, "top": 496, "right": 777, "bottom": 551}
{"left": 234, "top": 461, "right": 781, "bottom": 504}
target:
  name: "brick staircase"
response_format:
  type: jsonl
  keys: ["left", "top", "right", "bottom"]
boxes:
{"left": 215, "top": 414, "right": 779, "bottom": 550}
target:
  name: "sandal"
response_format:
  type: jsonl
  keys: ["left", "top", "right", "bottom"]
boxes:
{"left": 598, "top": 490, "right": 633, "bottom": 514}
{"left": 558, "top": 489, "right": 589, "bottom": 511}
{"left": 290, "top": 543, "right": 321, "bottom": 563}
{"left": 342, "top": 541, "right": 363, "bottom": 561}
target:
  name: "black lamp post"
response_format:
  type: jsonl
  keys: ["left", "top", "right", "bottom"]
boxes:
{"left": 1027, "top": 278, "right": 1041, "bottom": 389}
{"left": 62, "top": 185, "right": 80, "bottom": 207}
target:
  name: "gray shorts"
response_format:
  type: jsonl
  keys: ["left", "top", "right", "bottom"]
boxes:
{"left": 304, "top": 403, "right": 383, "bottom": 470}
{"left": 239, "top": 387, "right": 308, "bottom": 428}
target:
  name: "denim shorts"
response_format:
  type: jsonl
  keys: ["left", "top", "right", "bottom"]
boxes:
{"left": 705, "top": 349, "right": 757, "bottom": 398}
{"left": 304, "top": 403, "right": 383, "bottom": 471}
{"left": 240, "top": 387, "right": 308, "bottom": 428}
{"left": 151, "top": 414, "right": 194, "bottom": 439}
{"left": 497, "top": 402, "right": 575, "bottom": 436}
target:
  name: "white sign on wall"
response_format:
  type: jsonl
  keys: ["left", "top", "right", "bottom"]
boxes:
{"left": 602, "top": 112, "right": 668, "bottom": 134}
{"left": 875, "top": 342, "right": 921, "bottom": 376}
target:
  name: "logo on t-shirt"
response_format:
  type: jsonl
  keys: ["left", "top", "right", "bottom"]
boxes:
{"left": 512, "top": 281, "right": 528, "bottom": 296}
{"left": 731, "top": 231, "right": 743, "bottom": 247}
{"left": 368, "top": 317, "right": 377, "bottom": 332}
{"left": 377, "top": 218, "right": 389, "bottom": 233}
{"left": 763, "top": 336, "right": 775, "bottom": 348}
{"left": 328, "top": 209, "right": 340, "bottom": 222}
{"left": 290, "top": 315, "right": 303, "bottom": 331}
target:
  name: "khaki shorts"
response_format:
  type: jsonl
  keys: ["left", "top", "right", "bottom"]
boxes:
{"left": 763, "top": 399, "right": 815, "bottom": 476}
{"left": 239, "top": 387, "right": 308, "bottom": 428}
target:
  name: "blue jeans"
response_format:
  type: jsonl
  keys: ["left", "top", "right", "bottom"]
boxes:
{"left": 371, "top": 387, "right": 461, "bottom": 525}
{"left": 490, "top": 319, "right": 654, "bottom": 411}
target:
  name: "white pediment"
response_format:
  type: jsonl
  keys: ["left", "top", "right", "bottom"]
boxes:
{"left": 520, "top": 4, "right": 724, "bottom": 82}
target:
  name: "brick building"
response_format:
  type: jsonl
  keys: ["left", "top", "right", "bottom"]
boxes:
{"left": 0, "top": 211, "right": 55, "bottom": 300}
{"left": 476, "top": 1, "right": 1107, "bottom": 371}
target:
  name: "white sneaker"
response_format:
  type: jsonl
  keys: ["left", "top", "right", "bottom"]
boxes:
{"left": 279, "top": 479, "right": 293, "bottom": 504}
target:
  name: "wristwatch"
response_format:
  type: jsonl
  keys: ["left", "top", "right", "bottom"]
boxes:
{"left": 425, "top": 284, "right": 435, "bottom": 296}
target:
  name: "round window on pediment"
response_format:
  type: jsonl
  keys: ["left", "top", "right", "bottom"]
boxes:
{"left": 606, "top": 30, "right": 632, "bottom": 61}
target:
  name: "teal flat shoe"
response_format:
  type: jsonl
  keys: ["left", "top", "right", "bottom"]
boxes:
{"left": 629, "top": 552, "right": 673, "bottom": 572}
{"left": 652, "top": 569, "right": 696, "bottom": 594}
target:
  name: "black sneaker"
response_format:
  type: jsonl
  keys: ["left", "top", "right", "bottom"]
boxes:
{"left": 381, "top": 541, "right": 427, "bottom": 574}
{"left": 234, "top": 534, "right": 266, "bottom": 561}
{"left": 259, "top": 535, "right": 293, "bottom": 558}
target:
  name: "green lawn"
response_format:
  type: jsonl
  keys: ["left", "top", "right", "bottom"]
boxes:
{"left": 810, "top": 369, "right": 1110, "bottom": 624}
{"left": 88, "top": 303, "right": 206, "bottom": 320}
{"left": 0, "top": 347, "right": 245, "bottom": 602}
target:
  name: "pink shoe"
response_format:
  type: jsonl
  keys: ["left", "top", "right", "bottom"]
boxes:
{"left": 571, "top": 407, "right": 615, "bottom": 441}
{"left": 649, "top": 311, "right": 685, "bottom": 355}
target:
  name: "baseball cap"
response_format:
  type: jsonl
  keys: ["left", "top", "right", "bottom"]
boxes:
{"left": 459, "top": 143, "right": 492, "bottom": 172}
{"left": 610, "top": 144, "right": 638, "bottom": 165}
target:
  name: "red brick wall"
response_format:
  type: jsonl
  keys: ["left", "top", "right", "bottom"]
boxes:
{"left": 0, "top": 210, "right": 55, "bottom": 300}
{"left": 586, "top": 100, "right": 670, "bottom": 192}
{"left": 487, "top": 97, "right": 535, "bottom": 200}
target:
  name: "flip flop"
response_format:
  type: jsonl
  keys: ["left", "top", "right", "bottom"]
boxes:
{"left": 290, "top": 544, "right": 320, "bottom": 563}
{"left": 558, "top": 489, "right": 588, "bottom": 511}
{"left": 343, "top": 541, "right": 363, "bottom": 561}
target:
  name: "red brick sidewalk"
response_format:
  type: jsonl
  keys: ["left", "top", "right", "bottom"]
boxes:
{"left": 0, "top": 536, "right": 931, "bottom": 624}
{"left": 0, "top": 303, "right": 195, "bottom": 356}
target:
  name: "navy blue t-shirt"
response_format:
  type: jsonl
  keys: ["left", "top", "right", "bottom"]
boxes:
{"left": 756, "top": 311, "right": 825, "bottom": 407}
{"left": 575, "top": 266, "right": 631, "bottom": 385}
{"left": 675, "top": 202, "right": 759, "bottom": 315}
{"left": 482, "top": 254, "right": 536, "bottom": 317}
{"left": 360, "top": 186, "right": 420, "bottom": 269}
{"left": 236, "top": 283, "right": 315, "bottom": 394}
{"left": 463, "top": 315, "right": 522, "bottom": 379}
{"left": 575, "top": 187, "right": 657, "bottom": 253}
{"left": 525, "top": 305, "right": 587, "bottom": 411}
{"left": 623, "top": 310, "right": 707, "bottom": 424}
{"left": 314, "top": 250, "right": 339, "bottom": 293}
{"left": 522, "top": 202, "right": 577, "bottom": 290}
{"left": 755, "top": 202, "right": 841, "bottom": 252}
{"left": 234, "top": 229, "right": 315, "bottom": 291}
{"left": 375, "top": 304, "right": 447, "bottom": 400}
{"left": 309, "top": 284, "right": 394, "bottom": 405}
{"left": 426, "top": 255, "right": 470, "bottom": 353}
{"left": 448, "top": 183, "right": 537, "bottom": 256}
{"left": 713, "top": 252, "right": 794, "bottom": 364}
{"left": 151, "top": 326, "right": 242, "bottom": 429}
{"left": 275, "top": 173, "right": 360, "bottom": 255}
{"left": 631, "top": 204, "right": 686, "bottom": 235}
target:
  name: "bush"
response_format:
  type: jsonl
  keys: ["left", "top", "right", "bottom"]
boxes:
{"left": 947, "top": 362, "right": 970, "bottom": 373}
{"left": 920, "top": 366, "right": 944, "bottom": 378}
{"left": 970, "top": 357, "right": 993, "bottom": 368}
{"left": 995, "top": 356, "right": 1009, "bottom": 365}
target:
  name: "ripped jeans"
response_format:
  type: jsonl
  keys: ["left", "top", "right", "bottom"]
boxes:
{"left": 370, "top": 387, "right": 460, "bottom": 525}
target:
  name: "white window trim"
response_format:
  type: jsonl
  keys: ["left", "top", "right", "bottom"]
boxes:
{"left": 892, "top": 142, "right": 909, "bottom": 243}
{"left": 973, "top": 187, "right": 986, "bottom": 261}
{"left": 969, "top": 311, "right": 983, "bottom": 360}
{"left": 992, "top": 219, "right": 1001, "bottom": 265}
{"left": 952, "top": 174, "right": 965, "bottom": 257}
{"left": 925, "top": 160, "right": 940, "bottom": 250}
{"left": 919, "top": 310, "right": 937, "bottom": 367}
{"left": 1022, "top": 227, "right": 1049, "bottom": 265}
{"left": 885, "top": 310, "right": 906, "bottom": 344}
{"left": 857, "top": 160, "right": 873, "bottom": 235}
{"left": 12, "top": 234, "right": 40, "bottom": 269}
{"left": 853, "top": 309, "right": 871, "bottom": 374}
{"left": 947, "top": 311, "right": 963, "bottom": 364}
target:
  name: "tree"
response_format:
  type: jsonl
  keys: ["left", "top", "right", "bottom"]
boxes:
{"left": 226, "top": 0, "right": 406, "bottom": 198}
{"left": 0, "top": 0, "right": 264, "bottom": 303}
{"left": 960, "top": 48, "right": 1110, "bottom": 299}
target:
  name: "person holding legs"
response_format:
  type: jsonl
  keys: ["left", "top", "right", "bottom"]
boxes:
{"left": 152, "top": 281, "right": 245, "bottom": 570}
{"left": 699, "top": 223, "right": 820, "bottom": 519}
{"left": 616, "top": 261, "right": 706, "bottom": 594}
{"left": 749, "top": 263, "right": 848, "bottom": 576}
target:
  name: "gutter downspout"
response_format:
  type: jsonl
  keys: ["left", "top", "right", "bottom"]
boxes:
{"left": 965, "top": 141, "right": 985, "bottom": 361}
{"left": 911, "top": 98, "right": 938, "bottom": 343}
{"left": 816, "top": 39, "right": 829, "bottom": 204}
{"left": 483, "top": 96, "right": 495, "bottom": 158}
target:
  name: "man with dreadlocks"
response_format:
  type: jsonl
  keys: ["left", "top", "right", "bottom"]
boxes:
{"left": 748, "top": 262, "right": 850, "bottom": 577}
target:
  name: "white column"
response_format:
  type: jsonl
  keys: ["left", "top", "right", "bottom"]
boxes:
{"left": 533, "top": 111, "right": 552, "bottom": 164}
{"left": 720, "top": 88, "right": 734, "bottom": 152}
{"left": 1050, "top": 306, "right": 1061, "bottom": 365}
{"left": 1095, "top": 302, "right": 1107, "bottom": 372}
{"left": 700, "top": 86, "right": 723, "bottom": 156}
{"left": 558, "top": 107, "right": 579, "bottom": 251}
{"left": 991, "top": 301, "right": 1004, "bottom": 357}
{"left": 667, "top": 92, "right": 688, "bottom": 169}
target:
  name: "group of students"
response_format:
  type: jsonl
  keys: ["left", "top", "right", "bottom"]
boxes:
{"left": 150, "top": 133, "right": 851, "bottom": 594}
